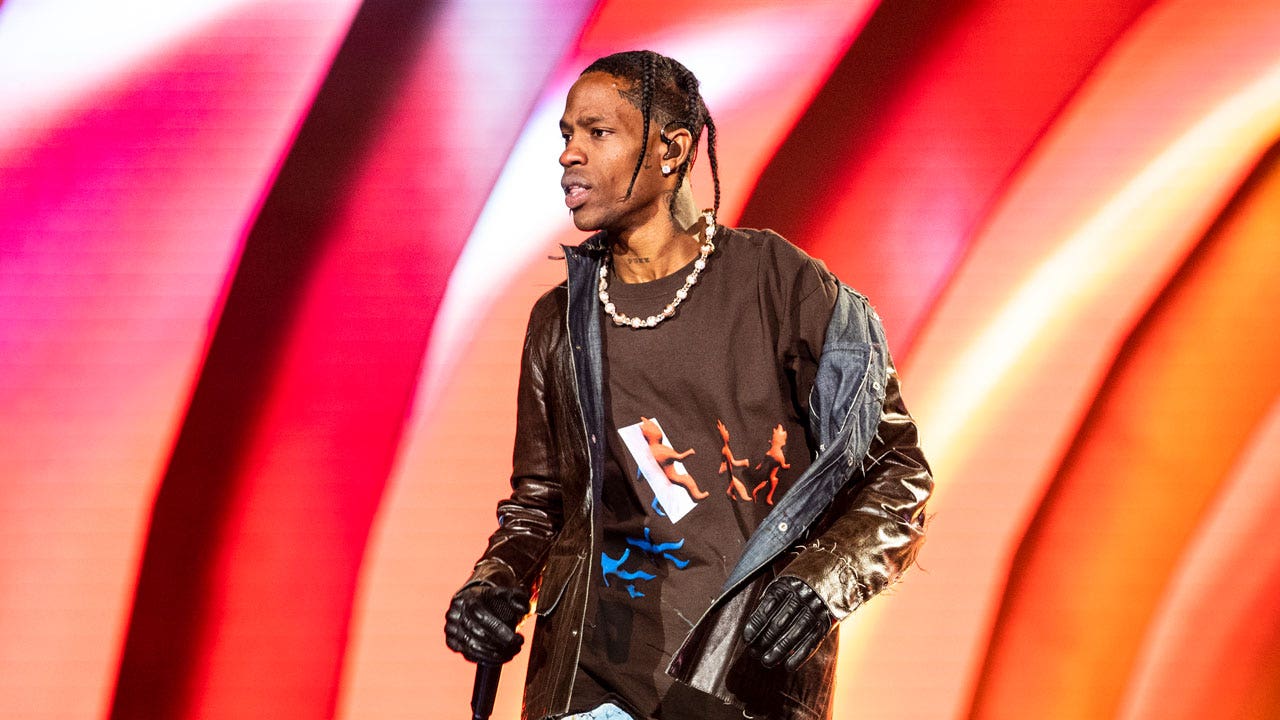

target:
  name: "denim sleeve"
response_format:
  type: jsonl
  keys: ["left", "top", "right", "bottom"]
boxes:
{"left": 781, "top": 356, "right": 932, "bottom": 620}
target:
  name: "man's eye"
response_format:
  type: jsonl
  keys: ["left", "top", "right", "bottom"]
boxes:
{"left": 591, "top": 128, "right": 610, "bottom": 138}
{"left": 561, "top": 133, "right": 571, "bottom": 145}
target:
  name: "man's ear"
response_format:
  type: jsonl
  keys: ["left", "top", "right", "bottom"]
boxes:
{"left": 659, "top": 123, "right": 694, "bottom": 169}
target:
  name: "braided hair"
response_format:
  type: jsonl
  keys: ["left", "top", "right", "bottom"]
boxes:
{"left": 581, "top": 50, "right": 721, "bottom": 220}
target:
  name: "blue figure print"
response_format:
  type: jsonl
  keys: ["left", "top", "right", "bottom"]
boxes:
{"left": 625, "top": 584, "right": 645, "bottom": 598}
{"left": 601, "top": 548, "right": 656, "bottom": 588}
{"left": 638, "top": 469, "right": 668, "bottom": 518}
{"left": 626, "top": 527, "right": 691, "bottom": 570}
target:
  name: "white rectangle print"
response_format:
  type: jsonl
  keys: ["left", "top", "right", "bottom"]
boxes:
{"left": 616, "top": 417, "right": 696, "bottom": 523}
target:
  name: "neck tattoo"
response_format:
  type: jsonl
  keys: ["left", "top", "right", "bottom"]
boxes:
{"left": 598, "top": 210, "right": 717, "bottom": 329}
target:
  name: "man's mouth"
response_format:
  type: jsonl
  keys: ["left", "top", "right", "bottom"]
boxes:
{"left": 562, "top": 181, "right": 590, "bottom": 210}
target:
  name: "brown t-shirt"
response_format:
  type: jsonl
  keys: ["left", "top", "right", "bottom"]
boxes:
{"left": 570, "top": 227, "right": 838, "bottom": 719}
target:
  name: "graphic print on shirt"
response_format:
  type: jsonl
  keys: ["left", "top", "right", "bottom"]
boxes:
{"left": 716, "top": 420, "right": 792, "bottom": 505}
{"left": 600, "top": 529, "right": 690, "bottom": 600}
{"left": 604, "top": 416, "right": 794, "bottom": 602}
{"left": 626, "top": 527, "right": 690, "bottom": 569}
{"left": 716, "top": 419, "right": 752, "bottom": 500}
{"left": 601, "top": 548, "right": 657, "bottom": 598}
{"left": 751, "top": 424, "right": 791, "bottom": 505}
{"left": 616, "top": 416, "right": 704, "bottom": 522}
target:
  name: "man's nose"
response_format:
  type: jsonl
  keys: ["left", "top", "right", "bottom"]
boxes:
{"left": 559, "top": 142, "right": 584, "bottom": 168}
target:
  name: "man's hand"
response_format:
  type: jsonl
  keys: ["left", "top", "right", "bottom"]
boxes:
{"left": 743, "top": 576, "right": 834, "bottom": 672}
{"left": 444, "top": 583, "right": 530, "bottom": 665}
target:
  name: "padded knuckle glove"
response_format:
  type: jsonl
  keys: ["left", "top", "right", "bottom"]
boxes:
{"left": 742, "top": 575, "right": 835, "bottom": 672}
{"left": 444, "top": 583, "right": 531, "bottom": 665}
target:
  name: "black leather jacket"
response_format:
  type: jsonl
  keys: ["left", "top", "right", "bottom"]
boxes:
{"left": 465, "top": 233, "right": 932, "bottom": 719}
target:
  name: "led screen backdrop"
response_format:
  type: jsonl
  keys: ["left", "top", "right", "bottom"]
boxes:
{"left": 2, "top": 0, "right": 1279, "bottom": 718}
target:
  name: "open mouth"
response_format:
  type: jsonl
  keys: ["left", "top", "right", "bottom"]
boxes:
{"left": 562, "top": 181, "right": 590, "bottom": 210}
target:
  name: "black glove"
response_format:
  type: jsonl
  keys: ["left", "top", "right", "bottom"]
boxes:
{"left": 444, "top": 583, "right": 530, "bottom": 665}
{"left": 742, "top": 576, "right": 834, "bottom": 672}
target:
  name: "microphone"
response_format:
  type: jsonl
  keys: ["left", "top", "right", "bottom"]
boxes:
{"left": 470, "top": 662, "right": 501, "bottom": 720}
{"left": 463, "top": 585, "right": 526, "bottom": 720}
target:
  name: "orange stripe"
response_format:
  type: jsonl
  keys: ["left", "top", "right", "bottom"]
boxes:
{"left": 969, "top": 142, "right": 1280, "bottom": 719}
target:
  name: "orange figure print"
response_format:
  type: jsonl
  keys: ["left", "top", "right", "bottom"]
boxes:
{"left": 640, "top": 416, "right": 709, "bottom": 500}
{"left": 716, "top": 419, "right": 752, "bottom": 501}
{"left": 751, "top": 424, "right": 791, "bottom": 505}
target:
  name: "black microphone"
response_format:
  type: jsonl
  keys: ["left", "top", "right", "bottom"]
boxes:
{"left": 470, "top": 662, "right": 501, "bottom": 720}
{"left": 465, "top": 585, "right": 525, "bottom": 720}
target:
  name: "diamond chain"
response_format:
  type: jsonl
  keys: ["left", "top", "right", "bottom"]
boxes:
{"left": 598, "top": 211, "right": 716, "bottom": 329}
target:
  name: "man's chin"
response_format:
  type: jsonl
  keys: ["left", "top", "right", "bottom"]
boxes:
{"left": 570, "top": 211, "right": 601, "bottom": 232}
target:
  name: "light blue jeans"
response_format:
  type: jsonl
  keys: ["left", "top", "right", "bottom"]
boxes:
{"left": 562, "top": 702, "right": 636, "bottom": 720}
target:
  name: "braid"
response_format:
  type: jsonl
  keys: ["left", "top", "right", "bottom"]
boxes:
{"left": 624, "top": 54, "right": 656, "bottom": 201}
{"left": 581, "top": 50, "right": 722, "bottom": 222}
{"left": 668, "top": 69, "right": 698, "bottom": 217}
{"left": 704, "top": 111, "right": 721, "bottom": 218}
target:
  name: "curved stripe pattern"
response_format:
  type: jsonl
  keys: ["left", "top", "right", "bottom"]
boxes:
{"left": 1, "top": 1, "right": 1278, "bottom": 718}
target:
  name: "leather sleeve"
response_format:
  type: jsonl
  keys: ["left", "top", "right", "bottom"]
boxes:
{"left": 465, "top": 292, "right": 567, "bottom": 594}
{"left": 779, "top": 357, "right": 932, "bottom": 621}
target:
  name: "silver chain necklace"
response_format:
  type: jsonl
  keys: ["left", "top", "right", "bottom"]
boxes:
{"left": 598, "top": 211, "right": 717, "bottom": 329}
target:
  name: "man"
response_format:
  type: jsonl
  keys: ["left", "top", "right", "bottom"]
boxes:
{"left": 445, "top": 50, "right": 931, "bottom": 720}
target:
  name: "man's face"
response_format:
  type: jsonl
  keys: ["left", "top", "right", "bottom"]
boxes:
{"left": 558, "top": 72, "right": 666, "bottom": 233}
